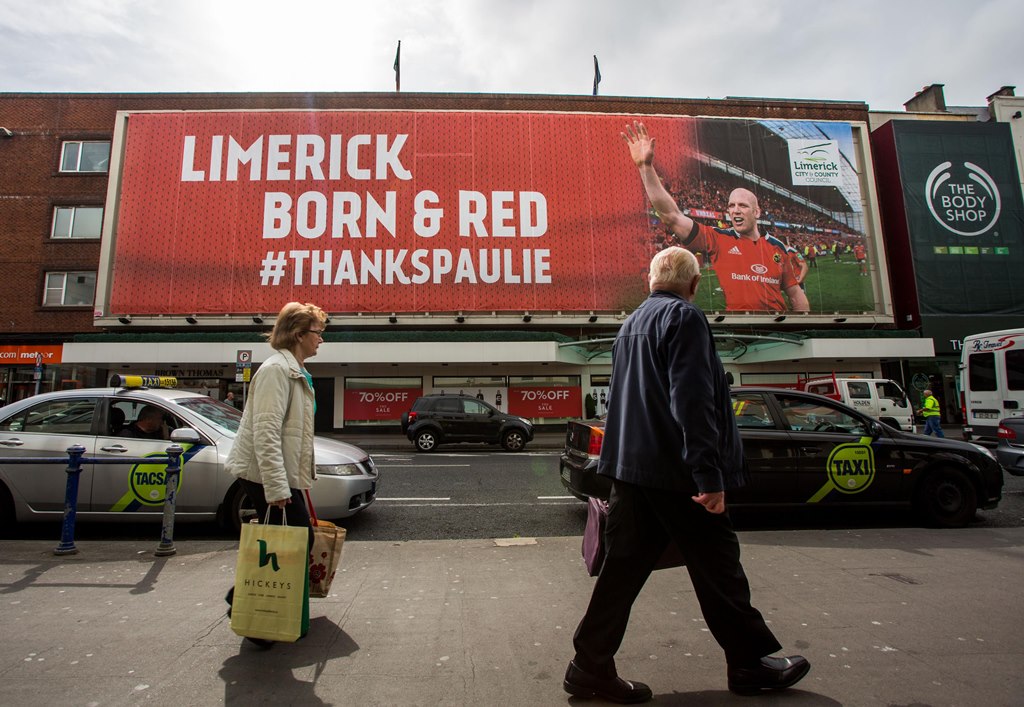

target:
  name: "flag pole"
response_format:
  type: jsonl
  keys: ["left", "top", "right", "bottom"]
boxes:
{"left": 394, "top": 40, "right": 401, "bottom": 92}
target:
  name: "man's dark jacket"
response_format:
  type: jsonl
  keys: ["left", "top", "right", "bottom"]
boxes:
{"left": 597, "top": 290, "right": 746, "bottom": 493}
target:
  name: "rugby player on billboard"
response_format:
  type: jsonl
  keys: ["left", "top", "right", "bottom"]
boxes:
{"left": 622, "top": 121, "right": 809, "bottom": 313}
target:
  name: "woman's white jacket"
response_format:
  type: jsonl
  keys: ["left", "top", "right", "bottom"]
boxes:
{"left": 225, "top": 349, "right": 316, "bottom": 503}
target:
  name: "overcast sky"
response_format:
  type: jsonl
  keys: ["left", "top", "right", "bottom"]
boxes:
{"left": 1, "top": 0, "right": 1020, "bottom": 112}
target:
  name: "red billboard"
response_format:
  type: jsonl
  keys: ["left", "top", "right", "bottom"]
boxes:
{"left": 508, "top": 384, "right": 581, "bottom": 419}
{"left": 343, "top": 385, "right": 421, "bottom": 421}
{"left": 108, "top": 111, "right": 874, "bottom": 315}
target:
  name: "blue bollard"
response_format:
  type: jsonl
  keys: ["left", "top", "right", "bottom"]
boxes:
{"left": 54, "top": 444, "right": 87, "bottom": 556}
{"left": 154, "top": 445, "right": 183, "bottom": 557}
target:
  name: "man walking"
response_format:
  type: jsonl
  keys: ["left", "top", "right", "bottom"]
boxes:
{"left": 919, "top": 389, "right": 944, "bottom": 437}
{"left": 564, "top": 246, "right": 809, "bottom": 702}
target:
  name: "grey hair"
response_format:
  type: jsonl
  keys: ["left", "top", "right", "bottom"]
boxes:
{"left": 649, "top": 246, "right": 699, "bottom": 291}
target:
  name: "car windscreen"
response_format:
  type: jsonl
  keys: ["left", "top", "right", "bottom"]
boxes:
{"left": 173, "top": 396, "right": 242, "bottom": 434}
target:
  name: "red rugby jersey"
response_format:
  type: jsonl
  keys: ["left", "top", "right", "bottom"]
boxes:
{"left": 684, "top": 223, "right": 797, "bottom": 312}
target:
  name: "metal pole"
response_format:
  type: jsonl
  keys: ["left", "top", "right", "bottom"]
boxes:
{"left": 54, "top": 444, "right": 87, "bottom": 556}
{"left": 154, "top": 444, "right": 183, "bottom": 557}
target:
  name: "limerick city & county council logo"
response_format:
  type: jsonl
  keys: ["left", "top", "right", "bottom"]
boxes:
{"left": 924, "top": 161, "right": 1001, "bottom": 236}
{"left": 787, "top": 139, "right": 842, "bottom": 186}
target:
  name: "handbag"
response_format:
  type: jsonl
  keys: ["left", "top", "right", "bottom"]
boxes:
{"left": 582, "top": 497, "right": 686, "bottom": 577}
{"left": 306, "top": 490, "right": 347, "bottom": 598}
{"left": 230, "top": 509, "right": 309, "bottom": 642}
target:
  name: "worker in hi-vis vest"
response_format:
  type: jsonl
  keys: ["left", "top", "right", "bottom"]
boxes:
{"left": 918, "top": 389, "right": 944, "bottom": 437}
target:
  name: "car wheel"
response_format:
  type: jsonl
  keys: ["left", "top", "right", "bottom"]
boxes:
{"left": 916, "top": 467, "right": 977, "bottom": 528}
{"left": 415, "top": 430, "right": 438, "bottom": 452}
{"left": 0, "top": 482, "right": 16, "bottom": 538}
{"left": 501, "top": 428, "right": 527, "bottom": 452}
{"left": 222, "top": 483, "right": 258, "bottom": 533}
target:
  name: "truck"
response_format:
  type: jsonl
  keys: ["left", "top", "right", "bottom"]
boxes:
{"left": 960, "top": 329, "right": 1024, "bottom": 443}
{"left": 798, "top": 374, "right": 916, "bottom": 433}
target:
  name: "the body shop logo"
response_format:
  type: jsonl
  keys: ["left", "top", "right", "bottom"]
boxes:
{"left": 750, "top": 263, "right": 768, "bottom": 275}
{"left": 925, "top": 161, "right": 1001, "bottom": 236}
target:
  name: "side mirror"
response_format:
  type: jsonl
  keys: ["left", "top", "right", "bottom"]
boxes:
{"left": 870, "top": 420, "right": 887, "bottom": 437}
{"left": 170, "top": 427, "right": 201, "bottom": 444}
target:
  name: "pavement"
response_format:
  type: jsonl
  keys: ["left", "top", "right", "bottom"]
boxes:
{"left": 2, "top": 522, "right": 1022, "bottom": 705}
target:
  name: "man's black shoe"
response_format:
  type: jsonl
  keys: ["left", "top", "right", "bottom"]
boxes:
{"left": 727, "top": 655, "right": 810, "bottom": 695}
{"left": 563, "top": 660, "right": 652, "bottom": 704}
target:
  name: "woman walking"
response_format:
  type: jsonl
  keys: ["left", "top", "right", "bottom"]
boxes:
{"left": 224, "top": 301, "right": 327, "bottom": 645}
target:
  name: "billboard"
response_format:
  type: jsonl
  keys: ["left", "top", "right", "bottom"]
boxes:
{"left": 105, "top": 111, "right": 878, "bottom": 317}
{"left": 887, "top": 121, "right": 1024, "bottom": 317}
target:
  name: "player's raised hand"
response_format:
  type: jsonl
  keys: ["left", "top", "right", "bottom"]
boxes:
{"left": 621, "top": 120, "right": 655, "bottom": 168}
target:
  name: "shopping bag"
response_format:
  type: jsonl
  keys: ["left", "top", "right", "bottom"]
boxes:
{"left": 304, "top": 490, "right": 346, "bottom": 598}
{"left": 582, "top": 497, "right": 686, "bottom": 577}
{"left": 309, "top": 519, "right": 346, "bottom": 598}
{"left": 230, "top": 514, "right": 309, "bottom": 642}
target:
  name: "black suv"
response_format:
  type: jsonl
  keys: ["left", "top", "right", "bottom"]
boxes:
{"left": 401, "top": 394, "right": 534, "bottom": 452}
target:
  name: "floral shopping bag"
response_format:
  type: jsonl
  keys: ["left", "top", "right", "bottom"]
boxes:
{"left": 308, "top": 519, "right": 346, "bottom": 598}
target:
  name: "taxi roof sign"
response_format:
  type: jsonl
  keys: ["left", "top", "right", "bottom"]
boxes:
{"left": 109, "top": 374, "right": 179, "bottom": 389}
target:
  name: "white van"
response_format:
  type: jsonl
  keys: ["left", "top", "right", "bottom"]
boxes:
{"left": 960, "top": 329, "right": 1024, "bottom": 442}
{"left": 800, "top": 375, "right": 916, "bottom": 432}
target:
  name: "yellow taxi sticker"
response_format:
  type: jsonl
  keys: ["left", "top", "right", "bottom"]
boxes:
{"left": 808, "top": 436, "right": 876, "bottom": 503}
{"left": 110, "top": 447, "right": 192, "bottom": 511}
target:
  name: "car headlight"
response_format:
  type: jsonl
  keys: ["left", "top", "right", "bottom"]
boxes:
{"left": 969, "top": 443, "right": 997, "bottom": 462}
{"left": 316, "top": 463, "right": 364, "bottom": 476}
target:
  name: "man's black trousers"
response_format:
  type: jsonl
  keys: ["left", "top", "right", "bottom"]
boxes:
{"left": 573, "top": 478, "right": 782, "bottom": 674}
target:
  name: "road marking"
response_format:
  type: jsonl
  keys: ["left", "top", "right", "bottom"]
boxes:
{"left": 373, "top": 464, "right": 472, "bottom": 468}
{"left": 377, "top": 497, "right": 452, "bottom": 501}
{"left": 537, "top": 495, "right": 577, "bottom": 500}
{"left": 373, "top": 500, "right": 579, "bottom": 507}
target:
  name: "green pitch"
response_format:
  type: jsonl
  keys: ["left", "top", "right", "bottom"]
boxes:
{"left": 694, "top": 257, "right": 875, "bottom": 313}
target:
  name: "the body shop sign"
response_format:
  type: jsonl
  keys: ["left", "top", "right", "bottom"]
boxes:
{"left": 343, "top": 386, "right": 421, "bottom": 421}
{"left": 890, "top": 121, "right": 1024, "bottom": 317}
{"left": 508, "top": 385, "right": 580, "bottom": 419}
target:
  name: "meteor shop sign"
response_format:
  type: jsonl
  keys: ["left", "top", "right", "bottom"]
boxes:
{"left": 106, "top": 111, "right": 879, "bottom": 316}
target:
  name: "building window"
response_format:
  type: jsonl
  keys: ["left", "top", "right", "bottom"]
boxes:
{"left": 43, "top": 271, "right": 96, "bottom": 306}
{"left": 60, "top": 141, "right": 111, "bottom": 173}
{"left": 52, "top": 206, "right": 103, "bottom": 240}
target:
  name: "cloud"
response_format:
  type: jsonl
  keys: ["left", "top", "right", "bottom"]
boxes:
{"left": 0, "top": 0, "right": 1020, "bottom": 109}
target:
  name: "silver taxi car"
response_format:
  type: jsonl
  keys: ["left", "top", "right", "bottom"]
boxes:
{"left": 0, "top": 377, "right": 378, "bottom": 532}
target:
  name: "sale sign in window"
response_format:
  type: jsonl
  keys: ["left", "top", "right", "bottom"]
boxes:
{"left": 508, "top": 385, "right": 581, "bottom": 419}
{"left": 344, "top": 385, "right": 421, "bottom": 422}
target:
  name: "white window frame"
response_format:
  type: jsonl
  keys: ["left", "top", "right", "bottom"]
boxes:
{"left": 51, "top": 205, "right": 104, "bottom": 240}
{"left": 43, "top": 271, "right": 96, "bottom": 307}
{"left": 60, "top": 140, "right": 111, "bottom": 173}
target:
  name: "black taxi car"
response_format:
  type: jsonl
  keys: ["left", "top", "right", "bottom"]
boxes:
{"left": 559, "top": 387, "right": 1003, "bottom": 528}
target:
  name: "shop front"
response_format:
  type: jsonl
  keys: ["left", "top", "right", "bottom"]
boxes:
{"left": 0, "top": 344, "right": 106, "bottom": 405}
